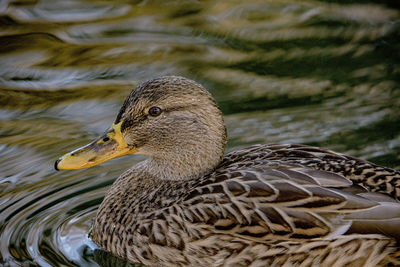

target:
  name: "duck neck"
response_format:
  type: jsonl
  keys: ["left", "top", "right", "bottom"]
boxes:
{"left": 145, "top": 138, "right": 226, "bottom": 181}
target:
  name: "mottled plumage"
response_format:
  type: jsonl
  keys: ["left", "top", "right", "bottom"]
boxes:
{"left": 57, "top": 76, "right": 400, "bottom": 266}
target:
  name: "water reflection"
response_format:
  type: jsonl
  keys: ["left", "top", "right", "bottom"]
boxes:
{"left": 0, "top": 0, "right": 399, "bottom": 266}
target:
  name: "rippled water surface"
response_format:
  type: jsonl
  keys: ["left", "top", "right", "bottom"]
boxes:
{"left": 1, "top": 0, "right": 399, "bottom": 266}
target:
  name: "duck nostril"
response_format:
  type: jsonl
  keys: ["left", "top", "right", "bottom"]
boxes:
{"left": 54, "top": 158, "right": 62, "bottom": 171}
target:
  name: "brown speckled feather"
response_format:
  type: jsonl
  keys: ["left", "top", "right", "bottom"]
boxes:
{"left": 90, "top": 144, "right": 400, "bottom": 266}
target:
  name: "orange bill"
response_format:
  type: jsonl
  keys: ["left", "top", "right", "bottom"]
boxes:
{"left": 55, "top": 122, "right": 137, "bottom": 170}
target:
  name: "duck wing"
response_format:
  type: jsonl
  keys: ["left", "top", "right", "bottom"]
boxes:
{"left": 181, "top": 145, "right": 400, "bottom": 241}
{"left": 234, "top": 144, "right": 400, "bottom": 200}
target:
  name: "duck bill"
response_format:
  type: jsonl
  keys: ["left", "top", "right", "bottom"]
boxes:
{"left": 55, "top": 122, "right": 137, "bottom": 170}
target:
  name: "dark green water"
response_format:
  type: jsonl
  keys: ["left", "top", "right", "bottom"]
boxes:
{"left": 0, "top": 0, "right": 399, "bottom": 266}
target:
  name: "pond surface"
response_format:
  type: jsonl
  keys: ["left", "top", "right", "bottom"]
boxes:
{"left": 0, "top": 0, "right": 399, "bottom": 266}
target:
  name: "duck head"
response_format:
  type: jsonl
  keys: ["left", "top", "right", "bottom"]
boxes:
{"left": 55, "top": 76, "right": 227, "bottom": 180}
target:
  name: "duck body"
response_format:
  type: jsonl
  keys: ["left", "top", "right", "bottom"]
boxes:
{"left": 91, "top": 144, "right": 400, "bottom": 266}
{"left": 56, "top": 76, "right": 400, "bottom": 266}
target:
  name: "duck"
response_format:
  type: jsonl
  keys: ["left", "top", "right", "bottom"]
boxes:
{"left": 55, "top": 76, "right": 400, "bottom": 266}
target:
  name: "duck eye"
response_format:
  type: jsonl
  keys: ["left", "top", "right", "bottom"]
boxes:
{"left": 102, "top": 137, "right": 110, "bottom": 142}
{"left": 148, "top": 106, "right": 162, "bottom": 117}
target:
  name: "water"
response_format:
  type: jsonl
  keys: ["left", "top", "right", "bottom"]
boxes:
{"left": 1, "top": 0, "right": 399, "bottom": 266}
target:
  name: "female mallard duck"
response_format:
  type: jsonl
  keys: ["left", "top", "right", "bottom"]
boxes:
{"left": 55, "top": 76, "right": 400, "bottom": 266}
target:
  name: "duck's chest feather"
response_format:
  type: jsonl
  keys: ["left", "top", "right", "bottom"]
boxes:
{"left": 90, "top": 165, "right": 196, "bottom": 262}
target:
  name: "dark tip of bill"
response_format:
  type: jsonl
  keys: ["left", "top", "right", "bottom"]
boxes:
{"left": 54, "top": 158, "right": 61, "bottom": 171}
